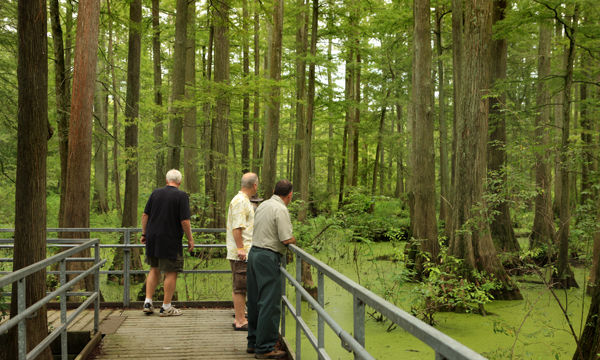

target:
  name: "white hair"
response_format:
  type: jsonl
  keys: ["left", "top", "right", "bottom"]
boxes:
{"left": 241, "top": 172, "right": 258, "bottom": 189}
{"left": 166, "top": 169, "right": 182, "bottom": 184}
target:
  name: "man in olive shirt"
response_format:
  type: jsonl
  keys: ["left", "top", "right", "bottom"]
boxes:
{"left": 246, "top": 180, "right": 296, "bottom": 359}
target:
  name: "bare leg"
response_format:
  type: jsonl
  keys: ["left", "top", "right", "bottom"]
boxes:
{"left": 163, "top": 272, "right": 177, "bottom": 304}
{"left": 145, "top": 267, "right": 160, "bottom": 300}
{"left": 233, "top": 292, "right": 247, "bottom": 327}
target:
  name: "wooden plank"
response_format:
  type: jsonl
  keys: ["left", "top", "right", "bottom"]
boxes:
{"left": 94, "top": 309, "right": 257, "bottom": 359}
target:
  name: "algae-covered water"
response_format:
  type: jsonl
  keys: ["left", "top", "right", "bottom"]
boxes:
{"left": 97, "top": 238, "right": 590, "bottom": 360}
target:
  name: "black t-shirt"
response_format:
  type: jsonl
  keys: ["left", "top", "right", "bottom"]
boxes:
{"left": 144, "top": 186, "right": 191, "bottom": 259}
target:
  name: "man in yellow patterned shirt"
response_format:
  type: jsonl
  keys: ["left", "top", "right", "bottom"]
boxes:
{"left": 226, "top": 172, "right": 258, "bottom": 330}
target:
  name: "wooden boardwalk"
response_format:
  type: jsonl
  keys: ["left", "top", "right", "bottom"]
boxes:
{"left": 93, "top": 309, "right": 255, "bottom": 359}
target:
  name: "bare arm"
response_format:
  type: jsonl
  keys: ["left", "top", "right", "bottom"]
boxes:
{"left": 140, "top": 213, "right": 149, "bottom": 244}
{"left": 282, "top": 236, "right": 296, "bottom": 246}
{"left": 181, "top": 219, "right": 194, "bottom": 252}
{"left": 232, "top": 228, "right": 247, "bottom": 260}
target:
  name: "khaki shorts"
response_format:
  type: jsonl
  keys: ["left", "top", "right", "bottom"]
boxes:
{"left": 230, "top": 260, "right": 247, "bottom": 294}
{"left": 146, "top": 254, "right": 183, "bottom": 273}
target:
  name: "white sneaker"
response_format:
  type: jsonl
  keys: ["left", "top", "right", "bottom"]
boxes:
{"left": 159, "top": 306, "right": 182, "bottom": 317}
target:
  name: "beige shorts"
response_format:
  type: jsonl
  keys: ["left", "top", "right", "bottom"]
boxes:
{"left": 230, "top": 260, "right": 247, "bottom": 294}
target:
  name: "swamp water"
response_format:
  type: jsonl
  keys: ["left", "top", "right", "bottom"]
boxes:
{"left": 99, "top": 240, "right": 590, "bottom": 360}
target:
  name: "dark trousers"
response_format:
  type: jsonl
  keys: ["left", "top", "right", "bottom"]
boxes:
{"left": 247, "top": 246, "right": 282, "bottom": 354}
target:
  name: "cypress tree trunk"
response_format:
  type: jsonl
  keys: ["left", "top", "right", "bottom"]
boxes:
{"left": 9, "top": 1, "right": 52, "bottom": 358}
{"left": 488, "top": 0, "right": 519, "bottom": 253}
{"left": 435, "top": 6, "right": 450, "bottom": 227}
{"left": 167, "top": 0, "right": 188, "bottom": 170}
{"left": 450, "top": 0, "right": 521, "bottom": 300}
{"left": 107, "top": 0, "right": 122, "bottom": 215}
{"left": 531, "top": 20, "right": 555, "bottom": 250}
{"left": 410, "top": 0, "right": 438, "bottom": 278}
{"left": 62, "top": 0, "right": 101, "bottom": 294}
{"left": 49, "top": 0, "right": 70, "bottom": 227}
{"left": 293, "top": 0, "right": 307, "bottom": 193}
{"left": 93, "top": 39, "right": 109, "bottom": 214}
{"left": 252, "top": 8, "right": 261, "bottom": 175}
{"left": 212, "top": 0, "right": 230, "bottom": 227}
{"left": 552, "top": 5, "right": 579, "bottom": 289}
{"left": 152, "top": 0, "right": 165, "bottom": 189}
{"left": 183, "top": 1, "right": 199, "bottom": 194}
{"left": 339, "top": 54, "right": 352, "bottom": 204}
{"left": 262, "top": 0, "right": 283, "bottom": 199}
{"left": 395, "top": 104, "right": 405, "bottom": 197}
{"left": 241, "top": 0, "right": 250, "bottom": 172}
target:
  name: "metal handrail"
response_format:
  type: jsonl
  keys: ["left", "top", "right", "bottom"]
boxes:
{"left": 0, "top": 239, "right": 105, "bottom": 360}
{"left": 0, "top": 228, "right": 227, "bottom": 306}
{"left": 281, "top": 244, "right": 487, "bottom": 360}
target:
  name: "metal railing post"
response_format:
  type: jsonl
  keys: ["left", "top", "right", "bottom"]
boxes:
{"left": 94, "top": 241, "right": 100, "bottom": 333}
{"left": 60, "top": 259, "right": 68, "bottom": 360}
{"left": 318, "top": 270, "right": 324, "bottom": 358}
{"left": 353, "top": 295, "right": 365, "bottom": 360}
{"left": 281, "top": 250, "right": 287, "bottom": 338}
{"left": 123, "top": 229, "right": 131, "bottom": 307}
{"left": 296, "top": 256, "right": 302, "bottom": 360}
{"left": 17, "top": 278, "right": 26, "bottom": 360}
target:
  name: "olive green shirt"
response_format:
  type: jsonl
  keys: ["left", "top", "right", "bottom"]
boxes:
{"left": 252, "top": 195, "right": 293, "bottom": 255}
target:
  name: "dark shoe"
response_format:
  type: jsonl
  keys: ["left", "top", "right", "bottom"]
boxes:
{"left": 143, "top": 302, "right": 154, "bottom": 315}
{"left": 233, "top": 323, "right": 248, "bottom": 331}
{"left": 255, "top": 350, "right": 286, "bottom": 359}
{"left": 246, "top": 348, "right": 255, "bottom": 354}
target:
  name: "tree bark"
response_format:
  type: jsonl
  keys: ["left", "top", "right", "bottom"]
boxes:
{"left": 241, "top": 0, "right": 250, "bottom": 172}
{"left": 93, "top": 36, "right": 109, "bottom": 214}
{"left": 449, "top": 0, "right": 521, "bottom": 300}
{"left": 183, "top": 1, "right": 199, "bottom": 193}
{"left": 372, "top": 91, "right": 389, "bottom": 195}
{"left": 435, "top": 6, "right": 450, "bottom": 227}
{"left": 167, "top": 0, "right": 188, "bottom": 170}
{"left": 9, "top": 1, "right": 52, "bottom": 358}
{"left": 49, "top": 0, "right": 70, "bottom": 227}
{"left": 252, "top": 8, "right": 261, "bottom": 175}
{"left": 262, "top": 0, "right": 284, "bottom": 199}
{"left": 339, "top": 54, "right": 352, "bottom": 204}
{"left": 211, "top": 0, "right": 230, "bottom": 227}
{"left": 531, "top": 19, "right": 555, "bottom": 250}
{"left": 552, "top": 5, "right": 579, "bottom": 289}
{"left": 410, "top": 0, "right": 439, "bottom": 278}
{"left": 488, "top": 0, "right": 519, "bottom": 253}
{"left": 106, "top": 0, "right": 122, "bottom": 216}
{"left": 553, "top": 21, "right": 565, "bottom": 218}
{"left": 61, "top": 0, "right": 101, "bottom": 294}
{"left": 152, "top": 0, "right": 165, "bottom": 188}
{"left": 292, "top": 0, "right": 307, "bottom": 193}
{"left": 395, "top": 104, "right": 405, "bottom": 197}
{"left": 203, "top": 12, "right": 214, "bottom": 215}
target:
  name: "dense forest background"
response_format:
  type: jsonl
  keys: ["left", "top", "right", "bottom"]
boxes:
{"left": 2, "top": 0, "right": 600, "bottom": 358}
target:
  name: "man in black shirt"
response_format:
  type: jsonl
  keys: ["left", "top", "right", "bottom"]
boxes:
{"left": 140, "top": 169, "right": 194, "bottom": 316}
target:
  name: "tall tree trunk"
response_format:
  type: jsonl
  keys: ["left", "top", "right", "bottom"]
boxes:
{"left": 167, "top": 0, "right": 188, "bottom": 170}
{"left": 62, "top": 0, "right": 100, "bottom": 294}
{"left": 50, "top": 0, "right": 70, "bottom": 227}
{"left": 531, "top": 19, "right": 555, "bottom": 250}
{"left": 372, "top": 91, "right": 389, "bottom": 195}
{"left": 152, "top": 0, "right": 165, "bottom": 188}
{"left": 93, "top": 37, "right": 109, "bottom": 214}
{"left": 339, "top": 54, "right": 352, "bottom": 204}
{"left": 552, "top": 6, "right": 579, "bottom": 289}
{"left": 261, "top": 0, "right": 283, "bottom": 199}
{"left": 553, "top": 21, "right": 565, "bottom": 218}
{"left": 488, "top": 0, "right": 519, "bottom": 253}
{"left": 113, "top": 0, "right": 144, "bottom": 281}
{"left": 293, "top": 0, "right": 307, "bottom": 193}
{"left": 9, "top": 1, "right": 52, "bottom": 358}
{"left": 395, "top": 104, "right": 405, "bottom": 197}
{"left": 349, "top": 48, "right": 360, "bottom": 188}
{"left": 252, "top": 8, "right": 261, "bottom": 175}
{"left": 410, "top": 0, "right": 438, "bottom": 278}
{"left": 435, "top": 6, "right": 450, "bottom": 227}
{"left": 326, "top": 0, "right": 335, "bottom": 195}
{"left": 211, "top": 0, "right": 230, "bottom": 227}
{"left": 241, "top": 0, "right": 250, "bottom": 171}
{"left": 184, "top": 1, "right": 199, "bottom": 193}
{"left": 449, "top": 0, "right": 521, "bottom": 300}
{"left": 107, "top": 0, "right": 122, "bottom": 215}
{"left": 203, "top": 13, "right": 214, "bottom": 215}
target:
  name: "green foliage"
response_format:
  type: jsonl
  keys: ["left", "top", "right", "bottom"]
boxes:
{"left": 411, "top": 248, "right": 502, "bottom": 326}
